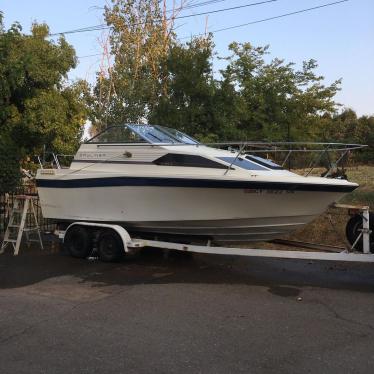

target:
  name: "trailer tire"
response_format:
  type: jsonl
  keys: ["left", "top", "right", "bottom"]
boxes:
{"left": 345, "top": 213, "right": 374, "bottom": 252}
{"left": 97, "top": 229, "right": 124, "bottom": 262}
{"left": 64, "top": 226, "right": 93, "bottom": 258}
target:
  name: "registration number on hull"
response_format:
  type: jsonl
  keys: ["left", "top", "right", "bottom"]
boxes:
{"left": 244, "top": 189, "right": 295, "bottom": 194}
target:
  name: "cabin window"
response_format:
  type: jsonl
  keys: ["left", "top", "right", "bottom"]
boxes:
{"left": 218, "top": 157, "right": 268, "bottom": 171}
{"left": 154, "top": 154, "right": 227, "bottom": 169}
{"left": 245, "top": 155, "right": 283, "bottom": 170}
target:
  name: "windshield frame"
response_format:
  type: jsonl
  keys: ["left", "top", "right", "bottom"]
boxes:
{"left": 157, "top": 126, "right": 199, "bottom": 145}
{"left": 127, "top": 124, "right": 180, "bottom": 144}
{"left": 86, "top": 124, "right": 199, "bottom": 145}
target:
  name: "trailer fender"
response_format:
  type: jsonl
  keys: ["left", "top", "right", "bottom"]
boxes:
{"left": 64, "top": 222, "right": 132, "bottom": 252}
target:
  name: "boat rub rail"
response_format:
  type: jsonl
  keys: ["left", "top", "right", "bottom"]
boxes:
{"left": 36, "top": 176, "right": 357, "bottom": 193}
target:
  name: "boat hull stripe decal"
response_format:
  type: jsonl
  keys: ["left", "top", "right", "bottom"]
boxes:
{"left": 71, "top": 160, "right": 153, "bottom": 165}
{"left": 36, "top": 177, "right": 356, "bottom": 192}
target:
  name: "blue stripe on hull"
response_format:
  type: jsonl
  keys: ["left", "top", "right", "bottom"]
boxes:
{"left": 36, "top": 176, "right": 356, "bottom": 193}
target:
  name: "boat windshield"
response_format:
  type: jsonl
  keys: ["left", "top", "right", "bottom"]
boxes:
{"left": 87, "top": 126, "right": 147, "bottom": 144}
{"left": 87, "top": 124, "right": 199, "bottom": 145}
{"left": 158, "top": 126, "right": 199, "bottom": 145}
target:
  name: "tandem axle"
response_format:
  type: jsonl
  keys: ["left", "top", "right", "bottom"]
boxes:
{"left": 58, "top": 204, "right": 373, "bottom": 263}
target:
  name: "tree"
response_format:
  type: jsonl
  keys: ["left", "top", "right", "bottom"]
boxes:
{"left": 0, "top": 15, "right": 87, "bottom": 156}
{"left": 149, "top": 37, "right": 219, "bottom": 141}
{"left": 220, "top": 42, "right": 341, "bottom": 141}
{"left": 356, "top": 115, "right": 374, "bottom": 162}
{"left": 87, "top": 4, "right": 371, "bottom": 165}
{"left": 323, "top": 109, "right": 374, "bottom": 162}
{"left": 88, "top": 0, "right": 183, "bottom": 131}
{"left": 0, "top": 135, "right": 21, "bottom": 194}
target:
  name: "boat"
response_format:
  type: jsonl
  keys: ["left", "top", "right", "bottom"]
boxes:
{"left": 36, "top": 124, "right": 358, "bottom": 244}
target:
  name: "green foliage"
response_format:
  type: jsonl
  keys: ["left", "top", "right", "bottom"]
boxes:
{"left": 86, "top": 3, "right": 372, "bottom": 162}
{"left": 321, "top": 109, "right": 374, "bottom": 162}
{"left": 0, "top": 18, "right": 87, "bottom": 156}
{"left": 150, "top": 40, "right": 343, "bottom": 143}
{"left": 150, "top": 38, "right": 218, "bottom": 140}
{"left": 218, "top": 42, "right": 341, "bottom": 142}
{"left": 89, "top": 23, "right": 345, "bottom": 144}
{"left": 88, "top": 0, "right": 175, "bottom": 130}
{"left": 0, "top": 136, "right": 21, "bottom": 194}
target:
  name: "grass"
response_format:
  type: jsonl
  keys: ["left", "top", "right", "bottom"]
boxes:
{"left": 339, "top": 165, "right": 374, "bottom": 207}
{"left": 265, "top": 165, "right": 374, "bottom": 248}
{"left": 295, "top": 165, "right": 374, "bottom": 207}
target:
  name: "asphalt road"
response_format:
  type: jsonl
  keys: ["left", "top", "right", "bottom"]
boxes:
{"left": 0, "top": 246, "right": 374, "bottom": 374}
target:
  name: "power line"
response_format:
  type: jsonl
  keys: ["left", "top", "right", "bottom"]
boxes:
{"left": 50, "top": 1, "right": 230, "bottom": 36}
{"left": 180, "top": 0, "right": 349, "bottom": 39}
{"left": 88, "top": 0, "right": 233, "bottom": 13}
{"left": 76, "top": 0, "right": 349, "bottom": 60}
{"left": 169, "top": 0, "right": 230, "bottom": 12}
{"left": 49, "top": 0, "right": 277, "bottom": 36}
{"left": 77, "top": 53, "right": 102, "bottom": 59}
{"left": 51, "top": 1, "right": 233, "bottom": 36}
{"left": 175, "top": 0, "right": 278, "bottom": 20}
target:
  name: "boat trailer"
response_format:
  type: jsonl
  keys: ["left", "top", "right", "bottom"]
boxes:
{"left": 57, "top": 203, "right": 373, "bottom": 263}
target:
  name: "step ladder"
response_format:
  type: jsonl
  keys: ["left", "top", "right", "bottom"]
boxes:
{"left": 0, "top": 195, "right": 44, "bottom": 256}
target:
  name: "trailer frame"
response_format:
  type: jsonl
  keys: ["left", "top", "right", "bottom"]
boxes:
{"left": 57, "top": 203, "right": 373, "bottom": 263}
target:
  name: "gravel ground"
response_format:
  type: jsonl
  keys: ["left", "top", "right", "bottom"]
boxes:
{"left": 0, "top": 246, "right": 374, "bottom": 374}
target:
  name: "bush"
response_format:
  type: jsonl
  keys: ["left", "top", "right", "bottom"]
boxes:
{"left": 0, "top": 138, "right": 21, "bottom": 194}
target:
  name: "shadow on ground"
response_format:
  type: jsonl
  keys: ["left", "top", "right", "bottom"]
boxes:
{"left": 1, "top": 242, "right": 374, "bottom": 295}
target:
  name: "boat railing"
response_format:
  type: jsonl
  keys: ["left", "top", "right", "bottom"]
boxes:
{"left": 36, "top": 153, "right": 74, "bottom": 170}
{"left": 204, "top": 141, "right": 367, "bottom": 177}
{"left": 35, "top": 142, "right": 367, "bottom": 178}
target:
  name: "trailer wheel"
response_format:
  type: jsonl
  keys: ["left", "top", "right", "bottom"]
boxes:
{"left": 97, "top": 229, "right": 124, "bottom": 262}
{"left": 64, "top": 226, "right": 93, "bottom": 258}
{"left": 345, "top": 213, "right": 373, "bottom": 252}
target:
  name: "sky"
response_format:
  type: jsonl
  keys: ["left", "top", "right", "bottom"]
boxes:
{"left": 2, "top": 0, "right": 373, "bottom": 116}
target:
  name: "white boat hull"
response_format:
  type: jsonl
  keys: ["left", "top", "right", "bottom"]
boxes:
{"left": 36, "top": 138, "right": 358, "bottom": 244}
{"left": 37, "top": 183, "right": 345, "bottom": 243}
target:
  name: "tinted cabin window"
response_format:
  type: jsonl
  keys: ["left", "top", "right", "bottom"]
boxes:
{"left": 154, "top": 154, "right": 227, "bottom": 169}
{"left": 218, "top": 157, "right": 268, "bottom": 171}
{"left": 245, "top": 155, "right": 283, "bottom": 170}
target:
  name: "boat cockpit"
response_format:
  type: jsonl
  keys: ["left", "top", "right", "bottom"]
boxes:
{"left": 84, "top": 124, "right": 286, "bottom": 172}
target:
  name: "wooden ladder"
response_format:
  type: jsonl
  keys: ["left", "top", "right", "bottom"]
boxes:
{"left": 0, "top": 195, "right": 44, "bottom": 256}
